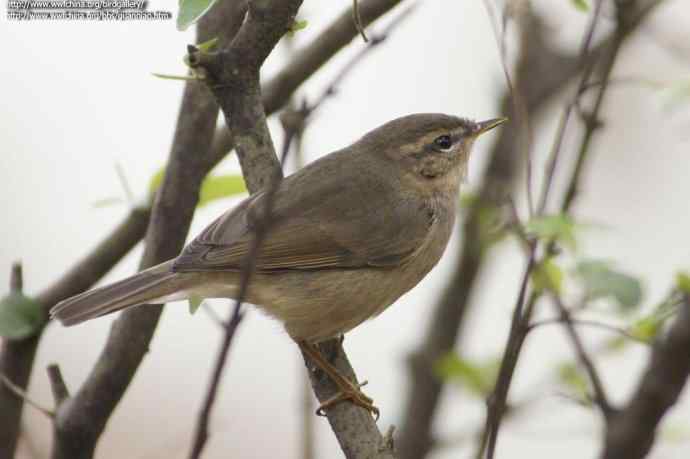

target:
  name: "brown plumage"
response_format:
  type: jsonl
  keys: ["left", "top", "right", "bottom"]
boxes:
{"left": 51, "top": 113, "right": 505, "bottom": 343}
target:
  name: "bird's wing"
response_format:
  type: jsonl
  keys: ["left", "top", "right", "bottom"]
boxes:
{"left": 172, "top": 165, "right": 434, "bottom": 273}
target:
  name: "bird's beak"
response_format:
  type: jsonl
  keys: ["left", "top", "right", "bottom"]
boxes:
{"left": 473, "top": 117, "right": 508, "bottom": 137}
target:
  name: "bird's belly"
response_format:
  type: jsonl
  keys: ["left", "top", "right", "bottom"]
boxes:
{"left": 250, "top": 242, "right": 446, "bottom": 343}
{"left": 248, "top": 267, "right": 416, "bottom": 343}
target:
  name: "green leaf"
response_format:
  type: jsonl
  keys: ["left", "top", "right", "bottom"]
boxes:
{"left": 629, "top": 315, "right": 661, "bottom": 343}
{"left": 188, "top": 295, "right": 204, "bottom": 315}
{"left": 149, "top": 168, "right": 246, "bottom": 207}
{"left": 557, "top": 362, "right": 591, "bottom": 405}
{"left": 198, "top": 174, "right": 247, "bottom": 207}
{"left": 177, "top": 0, "right": 220, "bottom": 31}
{"left": 575, "top": 260, "right": 643, "bottom": 311}
{"left": 196, "top": 36, "right": 219, "bottom": 53}
{"left": 434, "top": 352, "right": 499, "bottom": 396}
{"left": 571, "top": 0, "right": 590, "bottom": 11}
{"left": 676, "top": 272, "right": 690, "bottom": 294}
{"left": 524, "top": 214, "right": 577, "bottom": 249}
{"left": 0, "top": 292, "right": 46, "bottom": 340}
{"left": 287, "top": 19, "right": 308, "bottom": 36}
{"left": 151, "top": 73, "right": 198, "bottom": 82}
{"left": 532, "top": 258, "right": 564, "bottom": 294}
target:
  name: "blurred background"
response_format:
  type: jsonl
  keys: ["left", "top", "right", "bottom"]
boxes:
{"left": 1, "top": 0, "right": 690, "bottom": 458}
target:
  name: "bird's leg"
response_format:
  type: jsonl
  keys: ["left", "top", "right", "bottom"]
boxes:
{"left": 298, "top": 340, "right": 379, "bottom": 420}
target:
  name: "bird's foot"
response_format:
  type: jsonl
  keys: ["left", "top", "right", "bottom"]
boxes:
{"left": 315, "top": 379, "right": 379, "bottom": 420}
{"left": 298, "top": 339, "right": 380, "bottom": 420}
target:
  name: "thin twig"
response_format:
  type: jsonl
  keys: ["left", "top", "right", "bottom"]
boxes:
{"left": 529, "top": 317, "right": 649, "bottom": 346}
{"left": 352, "top": 0, "right": 369, "bottom": 42}
{"left": 537, "top": 0, "right": 605, "bottom": 214}
{"left": 483, "top": 254, "right": 536, "bottom": 459}
{"left": 481, "top": 2, "right": 664, "bottom": 457}
{"left": 10, "top": 262, "right": 23, "bottom": 292}
{"left": 548, "top": 294, "right": 612, "bottom": 416}
{"left": 201, "top": 302, "right": 226, "bottom": 328}
{"left": 114, "top": 162, "right": 135, "bottom": 206}
{"left": 482, "top": 0, "right": 534, "bottom": 216}
{"left": 601, "top": 295, "right": 690, "bottom": 459}
{"left": 0, "top": 373, "right": 54, "bottom": 419}
{"left": 529, "top": 317, "right": 647, "bottom": 345}
{"left": 308, "top": 5, "right": 415, "bottom": 118}
{"left": 46, "top": 364, "right": 70, "bottom": 407}
{"left": 187, "top": 122, "right": 296, "bottom": 459}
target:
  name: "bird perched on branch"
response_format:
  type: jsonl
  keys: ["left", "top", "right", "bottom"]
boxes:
{"left": 51, "top": 113, "right": 505, "bottom": 417}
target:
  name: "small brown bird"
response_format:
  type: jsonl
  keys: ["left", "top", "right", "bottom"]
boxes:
{"left": 51, "top": 113, "right": 505, "bottom": 415}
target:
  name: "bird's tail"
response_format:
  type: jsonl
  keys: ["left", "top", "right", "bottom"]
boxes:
{"left": 51, "top": 260, "right": 192, "bottom": 326}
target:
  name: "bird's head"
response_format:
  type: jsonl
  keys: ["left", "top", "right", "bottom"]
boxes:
{"left": 359, "top": 113, "right": 506, "bottom": 192}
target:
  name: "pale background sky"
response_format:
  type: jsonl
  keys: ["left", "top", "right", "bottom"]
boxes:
{"left": 1, "top": 1, "right": 690, "bottom": 458}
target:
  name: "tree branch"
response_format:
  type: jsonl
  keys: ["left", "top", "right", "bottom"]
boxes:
{"left": 549, "top": 293, "right": 612, "bottom": 416}
{"left": 0, "top": 208, "right": 149, "bottom": 459}
{"left": 188, "top": 1, "right": 401, "bottom": 457}
{"left": 481, "top": 1, "right": 667, "bottom": 457}
{"left": 208, "top": 0, "right": 407, "bottom": 170}
{"left": 49, "top": 4, "right": 250, "bottom": 459}
{"left": 398, "top": 8, "right": 585, "bottom": 458}
{"left": 185, "top": 4, "right": 303, "bottom": 455}
{"left": 601, "top": 295, "right": 690, "bottom": 459}
{"left": 1, "top": 1, "right": 408, "bottom": 457}
{"left": 302, "top": 340, "right": 396, "bottom": 459}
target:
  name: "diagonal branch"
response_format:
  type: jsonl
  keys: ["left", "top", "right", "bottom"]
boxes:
{"left": 481, "top": 1, "right": 667, "bottom": 458}
{"left": 601, "top": 295, "right": 690, "bottom": 459}
{"left": 188, "top": 1, "right": 397, "bottom": 457}
{"left": 0, "top": 1, "right": 408, "bottom": 458}
{"left": 398, "top": 8, "right": 585, "bottom": 459}
{"left": 49, "top": 3, "right": 251, "bottom": 459}
{"left": 549, "top": 293, "right": 612, "bottom": 416}
{"left": 0, "top": 208, "right": 149, "bottom": 459}
{"left": 185, "top": 3, "right": 303, "bottom": 455}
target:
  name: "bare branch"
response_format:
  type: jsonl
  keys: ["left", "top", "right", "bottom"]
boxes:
{"left": 49, "top": 4, "right": 251, "bottom": 459}
{"left": 46, "top": 364, "right": 69, "bottom": 408}
{"left": 537, "top": 0, "right": 605, "bottom": 214}
{"left": 186, "top": 2, "right": 304, "bottom": 445}
{"left": 352, "top": 0, "right": 369, "bottom": 42}
{"left": 529, "top": 317, "right": 647, "bottom": 344}
{"left": 261, "top": 0, "right": 405, "bottom": 115}
{"left": 301, "top": 340, "right": 396, "bottom": 459}
{"left": 398, "top": 7, "right": 588, "bottom": 458}
{"left": 480, "top": 2, "right": 667, "bottom": 456}
{"left": 482, "top": 0, "right": 534, "bottom": 215}
{"left": 548, "top": 294, "right": 612, "bottom": 416}
{"left": 10, "top": 262, "right": 22, "bottom": 293}
{"left": 1, "top": 1, "right": 407, "bottom": 457}
{"left": 0, "top": 373, "right": 53, "bottom": 419}
{"left": 0, "top": 208, "right": 149, "bottom": 459}
{"left": 601, "top": 296, "right": 690, "bottom": 459}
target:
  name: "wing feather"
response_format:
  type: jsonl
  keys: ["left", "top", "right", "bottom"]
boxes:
{"left": 172, "top": 152, "right": 433, "bottom": 273}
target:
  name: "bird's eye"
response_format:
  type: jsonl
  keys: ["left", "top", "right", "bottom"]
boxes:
{"left": 433, "top": 134, "right": 453, "bottom": 151}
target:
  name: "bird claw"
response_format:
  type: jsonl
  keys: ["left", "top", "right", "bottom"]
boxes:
{"left": 315, "top": 381, "right": 380, "bottom": 420}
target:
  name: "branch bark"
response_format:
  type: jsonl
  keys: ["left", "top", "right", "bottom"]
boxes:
{"left": 399, "top": 1, "right": 667, "bottom": 457}
{"left": 303, "top": 340, "right": 396, "bottom": 459}
{"left": 0, "top": 208, "right": 149, "bottom": 459}
{"left": 49, "top": 3, "right": 250, "bottom": 458}
{"left": 209, "top": 0, "right": 406, "bottom": 168}
{"left": 0, "top": 1, "right": 407, "bottom": 458}
{"left": 398, "top": 9, "right": 583, "bottom": 458}
{"left": 601, "top": 296, "right": 690, "bottom": 459}
{"left": 189, "top": 1, "right": 399, "bottom": 457}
